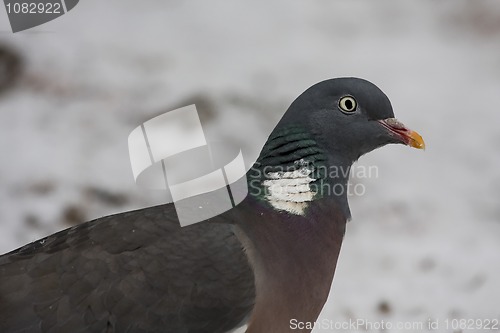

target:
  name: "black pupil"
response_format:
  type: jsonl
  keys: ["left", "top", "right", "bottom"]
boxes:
{"left": 345, "top": 99, "right": 353, "bottom": 110}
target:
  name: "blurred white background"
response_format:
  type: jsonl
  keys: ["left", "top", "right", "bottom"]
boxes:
{"left": 1, "top": 1, "right": 499, "bottom": 332}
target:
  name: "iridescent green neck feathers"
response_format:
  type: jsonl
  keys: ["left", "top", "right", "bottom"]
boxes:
{"left": 248, "top": 127, "right": 331, "bottom": 216}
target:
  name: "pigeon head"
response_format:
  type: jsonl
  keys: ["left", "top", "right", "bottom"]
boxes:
{"left": 252, "top": 77, "right": 425, "bottom": 216}
{"left": 279, "top": 77, "right": 425, "bottom": 163}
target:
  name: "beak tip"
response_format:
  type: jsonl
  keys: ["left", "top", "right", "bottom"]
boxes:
{"left": 408, "top": 130, "right": 426, "bottom": 150}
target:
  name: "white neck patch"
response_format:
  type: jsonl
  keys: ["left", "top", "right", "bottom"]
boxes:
{"left": 262, "top": 161, "right": 316, "bottom": 215}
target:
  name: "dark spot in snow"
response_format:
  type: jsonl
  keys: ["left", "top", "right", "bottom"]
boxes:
{"left": 62, "top": 205, "right": 86, "bottom": 226}
{"left": 84, "top": 186, "right": 128, "bottom": 207}
{"left": 0, "top": 44, "right": 22, "bottom": 95}
{"left": 377, "top": 300, "right": 391, "bottom": 314}
{"left": 29, "top": 181, "right": 56, "bottom": 195}
{"left": 24, "top": 214, "right": 41, "bottom": 228}
{"left": 419, "top": 257, "right": 436, "bottom": 272}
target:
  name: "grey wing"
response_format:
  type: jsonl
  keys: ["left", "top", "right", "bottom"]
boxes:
{"left": 0, "top": 204, "right": 255, "bottom": 333}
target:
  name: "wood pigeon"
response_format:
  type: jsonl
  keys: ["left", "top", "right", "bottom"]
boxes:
{"left": 0, "top": 77, "right": 424, "bottom": 333}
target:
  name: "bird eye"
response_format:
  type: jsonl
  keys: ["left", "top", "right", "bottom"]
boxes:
{"left": 338, "top": 96, "right": 357, "bottom": 113}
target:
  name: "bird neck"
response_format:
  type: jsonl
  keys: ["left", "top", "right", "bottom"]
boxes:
{"left": 247, "top": 125, "right": 352, "bottom": 218}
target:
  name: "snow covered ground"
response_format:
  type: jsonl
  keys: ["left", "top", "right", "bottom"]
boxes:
{"left": 1, "top": 1, "right": 499, "bottom": 332}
